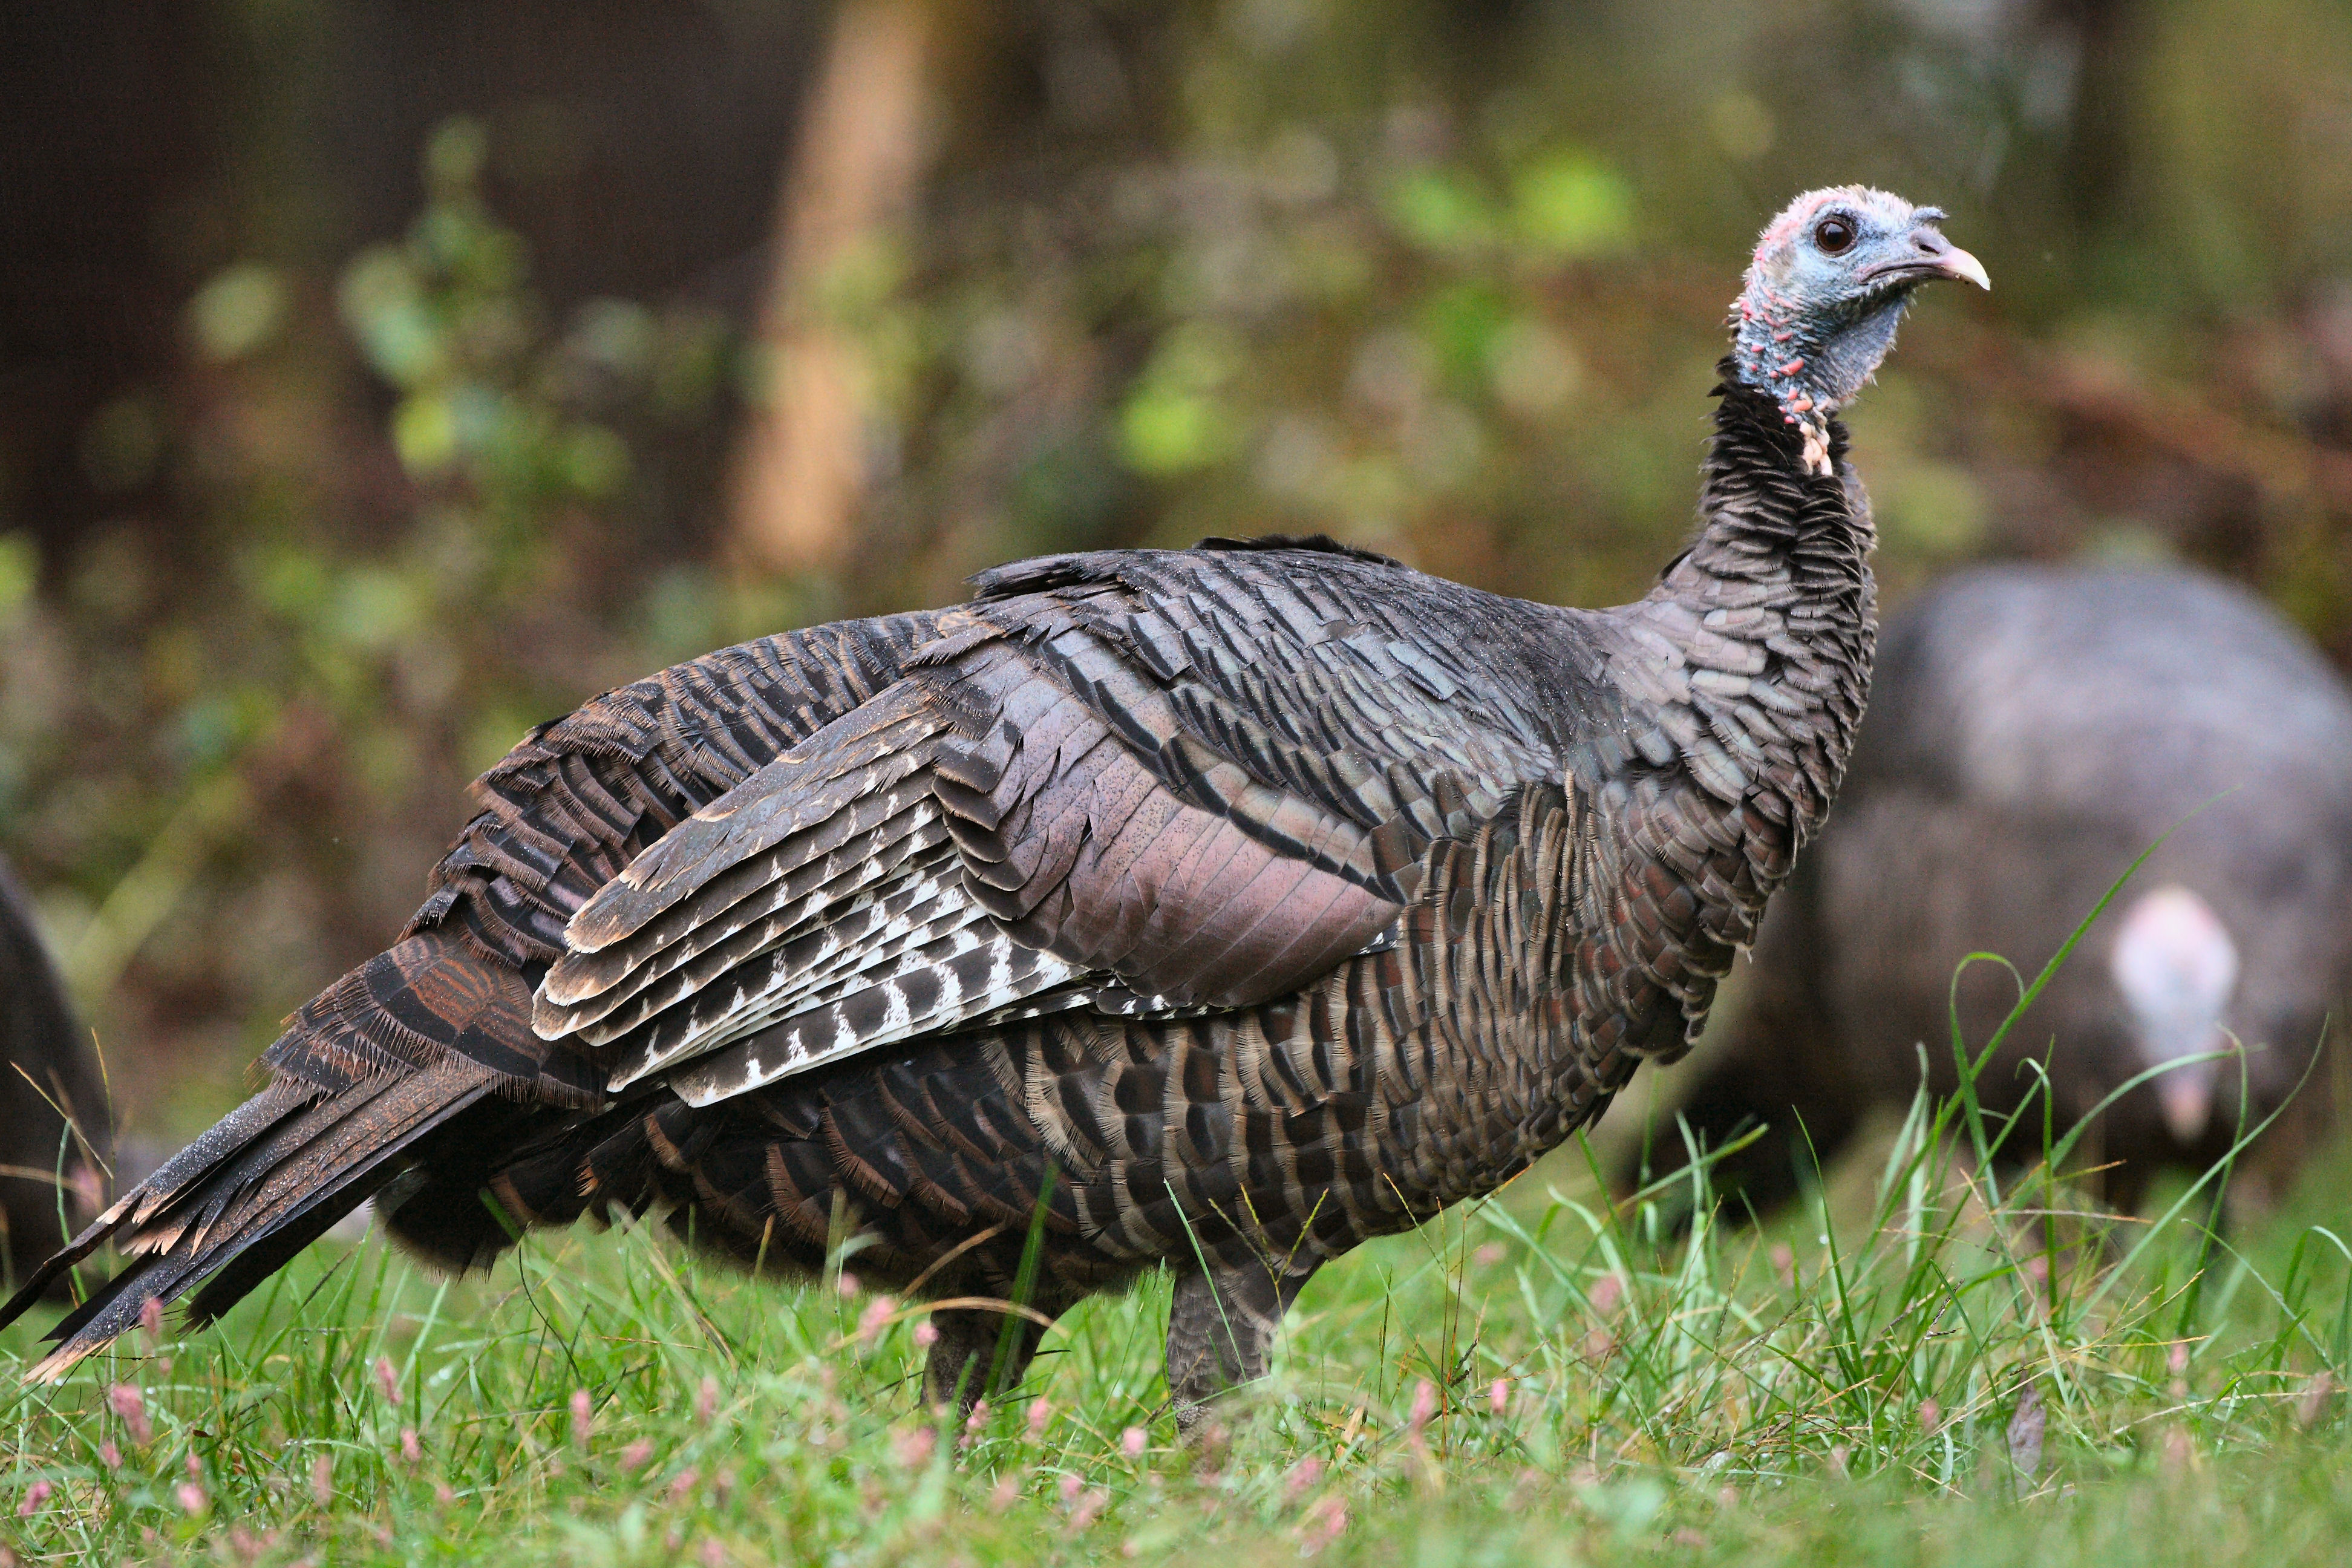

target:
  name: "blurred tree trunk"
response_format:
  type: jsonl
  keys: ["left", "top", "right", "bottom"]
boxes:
{"left": 727, "top": 0, "right": 939, "bottom": 581}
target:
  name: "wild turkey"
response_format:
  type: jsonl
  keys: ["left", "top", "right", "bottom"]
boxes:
{"left": 0, "top": 857, "right": 109, "bottom": 1291}
{"left": 1644, "top": 564, "right": 2352, "bottom": 1217}
{"left": 1, "top": 188, "right": 1984, "bottom": 1414}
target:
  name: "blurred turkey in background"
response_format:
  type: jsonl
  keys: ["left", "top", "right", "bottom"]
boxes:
{"left": 0, "top": 856, "right": 109, "bottom": 1290}
{"left": 5, "top": 0, "right": 2352, "bottom": 1190}
{"left": 1621, "top": 564, "right": 2352, "bottom": 1216}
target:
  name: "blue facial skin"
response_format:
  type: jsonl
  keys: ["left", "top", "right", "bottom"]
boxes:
{"left": 1731, "top": 187, "right": 1988, "bottom": 471}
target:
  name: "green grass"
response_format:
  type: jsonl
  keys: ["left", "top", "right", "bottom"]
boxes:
{"left": 4, "top": 1086, "right": 2351, "bottom": 1567}
{"left": 7, "top": 877, "right": 2350, "bottom": 1567}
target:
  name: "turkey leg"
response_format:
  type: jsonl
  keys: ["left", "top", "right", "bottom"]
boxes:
{"left": 1165, "top": 1257, "right": 1318, "bottom": 1428}
{"left": 923, "top": 1302, "right": 1063, "bottom": 1410}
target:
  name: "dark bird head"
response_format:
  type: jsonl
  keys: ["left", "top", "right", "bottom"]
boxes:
{"left": 1732, "top": 187, "right": 1988, "bottom": 471}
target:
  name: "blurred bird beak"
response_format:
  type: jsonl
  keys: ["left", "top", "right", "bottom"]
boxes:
{"left": 2156, "top": 1067, "right": 2215, "bottom": 1146}
{"left": 1867, "top": 228, "right": 1991, "bottom": 292}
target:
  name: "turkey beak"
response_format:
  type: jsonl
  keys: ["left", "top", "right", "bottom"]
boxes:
{"left": 1867, "top": 228, "right": 1991, "bottom": 292}
{"left": 2155, "top": 1062, "right": 2216, "bottom": 1146}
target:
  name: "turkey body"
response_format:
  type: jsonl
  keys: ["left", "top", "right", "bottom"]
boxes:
{"left": 0, "top": 857, "right": 108, "bottom": 1290}
{"left": 4, "top": 372, "right": 1884, "bottom": 1408}
{"left": 1654, "top": 564, "right": 2352, "bottom": 1215}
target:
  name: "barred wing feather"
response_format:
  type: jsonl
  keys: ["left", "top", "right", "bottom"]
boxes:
{"left": 535, "top": 547, "right": 1574, "bottom": 1107}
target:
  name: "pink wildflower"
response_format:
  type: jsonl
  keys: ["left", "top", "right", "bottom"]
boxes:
{"left": 1026, "top": 1397, "right": 1053, "bottom": 1440}
{"left": 374, "top": 1356, "right": 401, "bottom": 1406}
{"left": 1769, "top": 1243, "right": 1795, "bottom": 1289}
{"left": 1058, "top": 1471, "right": 1084, "bottom": 1504}
{"left": 139, "top": 1297, "right": 163, "bottom": 1343}
{"left": 310, "top": 1454, "right": 334, "bottom": 1506}
{"left": 1282, "top": 1455, "right": 1324, "bottom": 1505}
{"left": 669, "top": 1468, "right": 700, "bottom": 1503}
{"left": 2299, "top": 1371, "right": 2337, "bottom": 1429}
{"left": 621, "top": 1439, "right": 655, "bottom": 1472}
{"left": 1489, "top": 1378, "right": 1511, "bottom": 1416}
{"left": 856, "top": 1295, "right": 897, "bottom": 1343}
{"left": 1919, "top": 1398, "right": 1941, "bottom": 1435}
{"left": 1069, "top": 1486, "right": 1107, "bottom": 1530}
{"left": 1300, "top": 1495, "right": 1348, "bottom": 1554}
{"left": 107, "top": 1384, "right": 152, "bottom": 1446}
{"left": 16, "top": 1480, "right": 51, "bottom": 1517}
{"left": 912, "top": 1319, "right": 939, "bottom": 1349}
{"left": 1472, "top": 1243, "right": 1506, "bottom": 1267}
{"left": 989, "top": 1472, "right": 1022, "bottom": 1511}
{"left": 400, "top": 1428, "right": 421, "bottom": 1465}
{"left": 893, "top": 1425, "right": 937, "bottom": 1469}
{"left": 699, "top": 1540, "right": 728, "bottom": 1568}
{"left": 1588, "top": 1273, "right": 1624, "bottom": 1316}
{"left": 695, "top": 1375, "right": 719, "bottom": 1425}
{"left": 835, "top": 1271, "right": 861, "bottom": 1298}
{"left": 1120, "top": 1426, "right": 1147, "bottom": 1459}
{"left": 188, "top": 1451, "right": 203, "bottom": 1478}
{"left": 1407, "top": 1379, "right": 1439, "bottom": 1440}
{"left": 570, "top": 1388, "right": 595, "bottom": 1447}
{"left": 435, "top": 1481, "right": 455, "bottom": 1505}
{"left": 177, "top": 1481, "right": 206, "bottom": 1514}
{"left": 99, "top": 1440, "right": 122, "bottom": 1471}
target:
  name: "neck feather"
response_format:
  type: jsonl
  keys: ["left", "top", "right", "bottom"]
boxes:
{"left": 1731, "top": 289, "right": 1911, "bottom": 474}
{"left": 1645, "top": 361, "right": 1879, "bottom": 783}
{"left": 1679, "top": 363, "right": 1877, "bottom": 589}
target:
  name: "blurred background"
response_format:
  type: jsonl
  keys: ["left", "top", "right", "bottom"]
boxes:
{"left": 5, "top": 0, "right": 2351, "bottom": 1155}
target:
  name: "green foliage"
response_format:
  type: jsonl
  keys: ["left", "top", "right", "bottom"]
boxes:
{"left": 1509, "top": 152, "right": 1635, "bottom": 260}
{"left": 0, "top": 115, "right": 771, "bottom": 1093}
{"left": 336, "top": 118, "right": 658, "bottom": 566}
{"left": 1120, "top": 325, "right": 1246, "bottom": 475}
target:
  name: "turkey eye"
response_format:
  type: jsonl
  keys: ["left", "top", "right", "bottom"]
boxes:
{"left": 1814, "top": 215, "right": 1857, "bottom": 255}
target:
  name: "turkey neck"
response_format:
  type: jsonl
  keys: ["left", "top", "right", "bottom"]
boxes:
{"left": 1642, "top": 359, "right": 1880, "bottom": 811}
{"left": 1511, "top": 357, "right": 1882, "bottom": 1097}
{"left": 1676, "top": 358, "right": 1877, "bottom": 630}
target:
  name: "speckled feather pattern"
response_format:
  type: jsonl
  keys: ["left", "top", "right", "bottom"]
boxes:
{"left": 5, "top": 371, "right": 1876, "bottom": 1398}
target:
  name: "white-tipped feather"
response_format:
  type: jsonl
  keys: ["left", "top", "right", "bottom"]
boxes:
{"left": 671, "top": 933, "right": 1090, "bottom": 1106}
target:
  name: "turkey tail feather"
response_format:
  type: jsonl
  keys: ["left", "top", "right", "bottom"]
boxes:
{"left": 0, "top": 926, "right": 583, "bottom": 1382}
{"left": 0, "top": 1061, "right": 503, "bottom": 1381}
{"left": 0, "top": 1086, "right": 309, "bottom": 1327}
